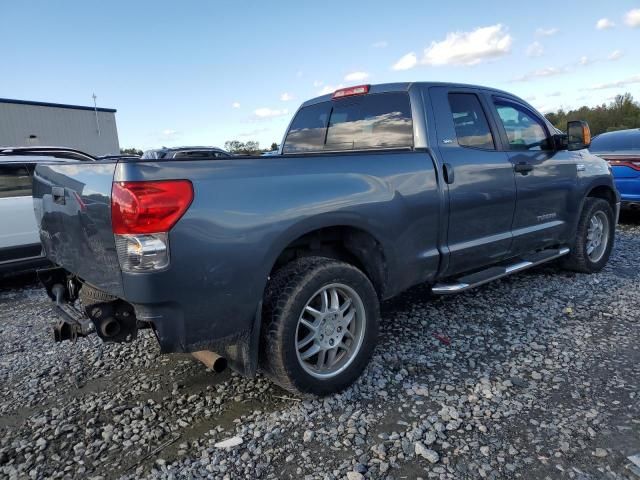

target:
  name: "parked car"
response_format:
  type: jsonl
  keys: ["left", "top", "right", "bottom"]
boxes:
{"left": 0, "top": 147, "right": 93, "bottom": 278}
{"left": 589, "top": 128, "right": 640, "bottom": 208}
{"left": 33, "top": 82, "right": 618, "bottom": 395}
{"left": 141, "top": 146, "right": 231, "bottom": 160}
{"left": 97, "top": 154, "right": 141, "bottom": 161}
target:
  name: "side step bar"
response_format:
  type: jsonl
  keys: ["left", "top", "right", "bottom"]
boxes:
{"left": 432, "top": 247, "right": 570, "bottom": 295}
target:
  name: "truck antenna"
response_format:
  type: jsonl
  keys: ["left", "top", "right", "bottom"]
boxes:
{"left": 92, "top": 93, "right": 101, "bottom": 137}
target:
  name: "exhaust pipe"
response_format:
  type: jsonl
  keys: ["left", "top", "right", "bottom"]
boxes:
{"left": 192, "top": 350, "right": 228, "bottom": 373}
{"left": 99, "top": 317, "right": 121, "bottom": 338}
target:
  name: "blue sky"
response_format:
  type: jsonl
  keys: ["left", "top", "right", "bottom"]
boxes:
{"left": 1, "top": 0, "right": 639, "bottom": 150}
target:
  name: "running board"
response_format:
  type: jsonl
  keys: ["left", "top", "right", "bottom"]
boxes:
{"left": 432, "top": 247, "right": 570, "bottom": 295}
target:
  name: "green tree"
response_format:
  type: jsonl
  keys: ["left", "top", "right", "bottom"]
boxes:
{"left": 270, "top": 142, "right": 279, "bottom": 151}
{"left": 545, "top": 93, "right": 640, "bottom": 136}
{"left": 120, "top": 147, "right": 143, "bottom": 156}
{"left": 224, "top": 140, "right": 262, "bottom": 155}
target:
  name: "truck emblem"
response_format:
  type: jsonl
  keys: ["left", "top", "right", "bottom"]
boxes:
{"left": 537, "top": 213, "right": 557, "bottom": 221}
{"left": 442, "top": 138, "right": 453, "bottom": 144}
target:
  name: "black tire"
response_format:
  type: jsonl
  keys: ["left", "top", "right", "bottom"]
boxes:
{"left": 561, "top": 197, "right": 615, "bottom": 273}
{"left": 260, "top": 256, "right": 379, "bottom": 396}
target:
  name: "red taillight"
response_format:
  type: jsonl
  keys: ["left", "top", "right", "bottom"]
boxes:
{"left": 332, "top": 84, "right": 370, "bottom": 99}
{"left": 111, "top": 180, "right": 193, "bottom": 234}
{"left": 603, "top": 158, "right": 640, "bottom": 171}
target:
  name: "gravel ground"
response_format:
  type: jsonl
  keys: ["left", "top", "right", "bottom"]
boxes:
{"left": 1, "top": 215, "right": 639, "bottom": 480}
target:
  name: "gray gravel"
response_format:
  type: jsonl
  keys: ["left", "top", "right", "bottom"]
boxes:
{"left": 1, "top": 216, "right": 639, "bottom": 480}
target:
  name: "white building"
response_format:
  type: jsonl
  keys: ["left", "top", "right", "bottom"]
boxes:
{"left": 0, "top": 98, "right": 119, "bottom": 156}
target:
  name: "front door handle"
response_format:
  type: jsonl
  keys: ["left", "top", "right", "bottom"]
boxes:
{"left": 514, "top": 162, "right": 534, "bottom": 175}
{"left": 443, "top": 163, "right": 455, "bottom": 184}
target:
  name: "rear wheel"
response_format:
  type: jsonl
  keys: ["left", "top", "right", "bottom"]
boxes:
{"left": 562, "top": 198, "right": 615, "bottom": 273}
{"left": 260, "top": 257, "right": 379, "bottom": 396}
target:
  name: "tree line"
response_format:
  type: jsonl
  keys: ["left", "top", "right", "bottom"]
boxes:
{"left": 223, "top": 140, "right": 278, "bottom": 155}
{"left": 545, "top": 93, "right": 640, "bottom": 136}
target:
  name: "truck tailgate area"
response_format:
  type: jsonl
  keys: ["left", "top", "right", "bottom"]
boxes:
{"left": 33, "top": 162, "right": 124, "bottom": 297}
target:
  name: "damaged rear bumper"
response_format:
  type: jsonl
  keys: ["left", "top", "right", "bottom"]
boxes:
{"left": 38, "top": 267, "right": 261, "bottom": 376}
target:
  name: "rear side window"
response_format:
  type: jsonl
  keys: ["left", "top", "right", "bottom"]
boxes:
{"left": 283, "top": 93, "right": 413, "bottom": 154}
{"left": 0, "top": 164, "right": 32, "bottom": 198}
{"left": 448, "top": 93, "right": 495, "bottom": 150}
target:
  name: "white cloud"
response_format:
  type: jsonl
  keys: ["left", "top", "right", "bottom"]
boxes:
{"left": 296, "top": 71, "right": 303, "bottom": 78}
{"left": 318, "top": 84, "right": 344, "bottom": 96}
{"left": 548, "top": 91, "right": 561, "bottom": 97}
{"left": 526, "top": 41, "right": 544, "bottom": 57}
{"left": 588, "top": 74, "right": 640, "bottom": 90}
{"left": 162, "top": 129, "right": 177, "bottom": 136}
{"left": 372, "top": 40, "right": 388, "bottom": 48}
{"left": 232, "top": 102, "right": 240, "bottom": 109}
{"left": 280, "top": 92, "right": 295, "bottom": 101}
{"left": 391, "top": 52, "right": 418, "bottom": 71}
{"left": 313, "top": 80, "right": 324, "bottom": 88}
{"left": 254, "top": 107, "right": 289, "bottom": 118}
{"left": 596, "top": 18, "right": 615, "bottom": 30}
{"left": 512, "top": 66, "right": 568, "bottom": 82}
{"left": 608, "top": 49, "right": 623, "bottom": 60}
{"left": 513, "top": 49, "right": 625, "bottom": 82}
{"left": 344, "top": 71, "right": 369, "bottom": 82}
{"left": 536, "top": 27, "right": 559, "bottom": 36}
{"left": 579, "top": 56, "right": 594, "bottom": 66}
{"left": 422, "top": 24, "right": 512, "bottom": 66}
{"left": 625, "top": 8, "right": 640, "bottom": 27}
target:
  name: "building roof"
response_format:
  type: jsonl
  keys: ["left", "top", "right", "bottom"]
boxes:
{"left": 0, "top": 97, "right": 116, "bottom": 113}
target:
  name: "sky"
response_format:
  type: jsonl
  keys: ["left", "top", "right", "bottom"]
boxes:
{"left": 1, "top": 0, "right": 639, "bottom": 150}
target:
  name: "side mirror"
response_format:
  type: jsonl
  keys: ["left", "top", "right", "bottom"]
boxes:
{"left": 567, "top": 120, "right": 591, "bottom": 151}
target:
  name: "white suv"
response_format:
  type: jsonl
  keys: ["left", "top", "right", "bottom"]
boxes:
{"left": 0, "top": 147, "right": 94, "bottom": 277}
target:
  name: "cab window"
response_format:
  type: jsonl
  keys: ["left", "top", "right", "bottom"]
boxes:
{"left": 283, "top": 93, "right": 413, "bottom": 153}
{"left": 448, "top": 93, "right": 495, "bottom": 150}
{"left": 494, "top": 100, "right": 550, "bottom": 151}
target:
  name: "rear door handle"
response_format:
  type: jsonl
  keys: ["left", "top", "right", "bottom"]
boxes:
{"left": 443, "top": 163, "right": 455, "bottom": 184}
{"left": 514, "top": 162, "right": 534, "bottom": 175}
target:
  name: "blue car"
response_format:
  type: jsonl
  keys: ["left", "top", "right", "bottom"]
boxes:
{"left": 590, "top": 128, "right": 640, "bottom": 207}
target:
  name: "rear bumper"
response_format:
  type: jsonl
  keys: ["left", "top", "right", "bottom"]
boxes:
{"left": 39, "top": 267, "right": 260, "bottom": 376}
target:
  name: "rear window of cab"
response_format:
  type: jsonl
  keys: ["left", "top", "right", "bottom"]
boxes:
{"left": 283, "top": 92, "right": 413, "bottom": 154}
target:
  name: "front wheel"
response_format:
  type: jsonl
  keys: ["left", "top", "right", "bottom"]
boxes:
{"left": 260, "top": 257, "right": 379, "bottom": 396}
{"left": 562, "top": 197, "right": 615, "bottom": 273}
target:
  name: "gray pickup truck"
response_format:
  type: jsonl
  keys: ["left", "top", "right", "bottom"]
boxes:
{"left": 34, "top": 82, "right": 619, "bottom": 395}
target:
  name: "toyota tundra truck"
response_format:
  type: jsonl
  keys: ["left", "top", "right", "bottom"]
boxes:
{"left": 33, "top": 82, "right": 619, "bottom": 395}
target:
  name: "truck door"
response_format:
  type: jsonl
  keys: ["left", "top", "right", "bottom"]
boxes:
{"left": 429, "top": 87, "right": 517, "bottom": 276}
{"left": 487, "top": 96, "right": 577, "bottom": 255}
{"left": 0, "top": 162, "right": 42, "bottom": 262}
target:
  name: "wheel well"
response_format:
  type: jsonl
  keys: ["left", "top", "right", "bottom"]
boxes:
{"left": 270, "top": 226, "right": 387, "bottom": 298}
{"left": 587, "top": 185, "right": 616, "bottom": 207}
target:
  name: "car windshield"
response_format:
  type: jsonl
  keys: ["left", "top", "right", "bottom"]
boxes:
{"left": 590, "top": 130, "right": 640, "bottom": 152}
